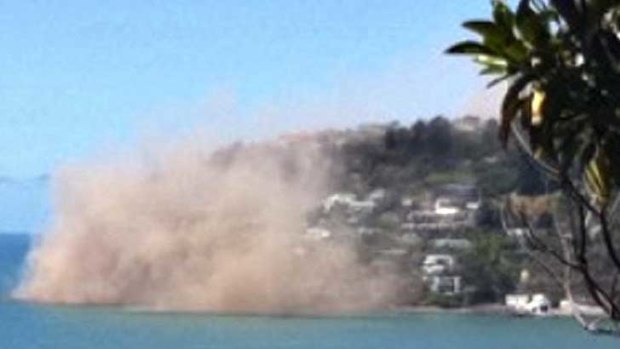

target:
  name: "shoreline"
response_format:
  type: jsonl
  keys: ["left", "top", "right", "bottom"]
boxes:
{"left": 392, "top": 303, "right": 602, "bottom": 318}
{"left": 394, "top": 303, "right": 511, "bottom": 315}
{"left": 4, "top": 294, "right": 603, "bottom": 319}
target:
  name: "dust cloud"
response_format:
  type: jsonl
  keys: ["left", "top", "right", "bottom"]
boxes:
{"left": 14, "top": 138, "right": 402, "bottom": 314}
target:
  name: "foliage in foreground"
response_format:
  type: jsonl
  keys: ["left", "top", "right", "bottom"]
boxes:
{"left": 448, "top": 0, "right": 620, "bottom": 333}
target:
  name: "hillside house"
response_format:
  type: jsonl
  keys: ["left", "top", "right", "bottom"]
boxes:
{"left": 421, "top": 254, "right": 463, "bottom": 295}
{"left": 422, "top": 254, "right": 456, "bottom": 275}
{"left": 428, "top": 276, "right": 463, "bottom": 295}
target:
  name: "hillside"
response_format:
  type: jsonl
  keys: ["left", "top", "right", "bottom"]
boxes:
{"left": 210, "top": 116, "right": 559, "bottom": 306}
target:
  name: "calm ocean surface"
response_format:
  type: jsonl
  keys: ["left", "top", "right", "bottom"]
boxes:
{"left": 1, "top": 234, "right": 617, "bottom": 349}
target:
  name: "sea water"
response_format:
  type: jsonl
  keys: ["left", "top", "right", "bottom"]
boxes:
{"left": 0, "top": 234, "right": 617, "bottom": 349}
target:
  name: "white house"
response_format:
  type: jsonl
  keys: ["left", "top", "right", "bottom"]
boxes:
{"left": 421, "top": 254, "right": 463, "bottom": 296}
{"left": 505, "top": 293, "right": 552, "bottom": 316}
{"left": 434, "top": 198, "right": 461, "bottom": 215}
{"left": 434, "top": 184, "right": 481, "bottom": 215}
{"left": 422, "top": 254, "right": 456, "bottom": 275}
{"left": 505, "top": 294, "right": 531, "bottom": 310}
{"left": 428, "top": 275, "right": 463, "bottom": 295}
{"left": 322, "top": 193, "right": 375, "bottom": 215}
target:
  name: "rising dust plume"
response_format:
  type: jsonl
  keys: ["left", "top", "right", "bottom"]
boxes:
{"left": 14, "top": 138, "right": 402, "bottom": 314}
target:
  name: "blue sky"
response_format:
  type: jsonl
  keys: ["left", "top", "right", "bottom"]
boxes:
{"left": 0, "top": 1, "right": 498, "bottom": 177}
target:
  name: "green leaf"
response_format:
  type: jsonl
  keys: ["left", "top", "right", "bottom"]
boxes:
{"left": 445, "top": 41, "right": 496, "bottom": 55}
{"left": 463, "top": 20, "right": 502, "bottom": 38}
{"left": 500, "top": 74, "right": 534, "bottom": 145}
{"left": 585, "top": 149, "right": 612, "bottom": 204}
{"left": 493, "top": 0, "right": 516, "bottom": 30}
{"left": 516, "top": 0, "right": 550, "bottom": 46}
{"left": 580, "top": 142, "right": 597, "bottom": 175}
{"left": 482, "top": 66, "right": 509, "bottom": 78}
{"left": 503, "top": 41, "right": 529, "bottom": 62}
{"left": 463, "top": 20, "right": 517, "bottom": 56}
{"left": 474, "top": 54, "right": 509, "bottom": 67}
